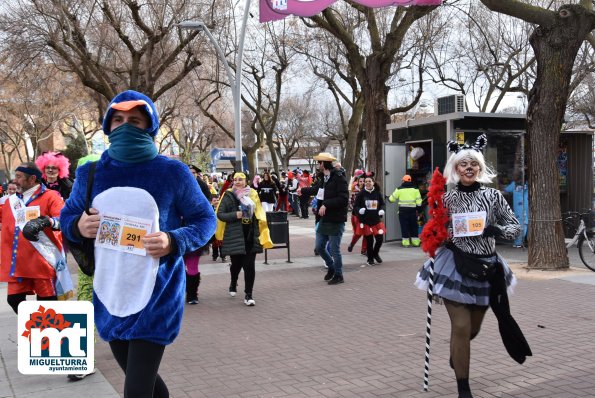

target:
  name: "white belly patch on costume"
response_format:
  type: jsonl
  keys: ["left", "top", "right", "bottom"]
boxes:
{"left": 92, "top": 187, "right": 160, "bottom": 317}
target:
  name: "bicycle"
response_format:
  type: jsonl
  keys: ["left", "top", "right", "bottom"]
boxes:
{"left": 564, "top": 210, "right": 595, "bottom": 271}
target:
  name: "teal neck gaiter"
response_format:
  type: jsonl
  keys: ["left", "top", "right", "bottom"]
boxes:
{"left": 107, "top": 124, "right": 158, "bottom": 163}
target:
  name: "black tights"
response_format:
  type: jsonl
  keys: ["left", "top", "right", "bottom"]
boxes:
{"left": 444, "top": 299, "right": 488, "bottom": 380}
{"left": 364, "top": 234, "right": 383, "bottom": 262}
{"left": 229, "top": 253, "right": 256, "bottom": 294}
{"left": 109, "top": 339, "right": 169, "bottom": 398}
{"left": 7, "top": 293, "right": 56, "bottom": 315}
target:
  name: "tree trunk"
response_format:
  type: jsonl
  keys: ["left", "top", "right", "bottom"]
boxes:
{"left": 526, "top": 7, "right": 594, "bottom": 269}
{"left": 265, "top": 137, "right": 280, "bottom": 175}
{"left": 341, "top": 96, "right": 365, "bottom": 178}
{"left": 362, "top": 64, "right": 390, "bottom": 189}
{"left": 245, "top": 146, "right": 257, "bottom": 178}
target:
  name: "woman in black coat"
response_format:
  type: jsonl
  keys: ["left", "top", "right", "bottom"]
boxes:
{"left": 257, "top": 172, "right": 278, "bottom": 213}
{"left": 353, "top": 175, "right": 386, "bottom": 266}
{"left": 216, "top": 172, "right": 272, "bottom": 306}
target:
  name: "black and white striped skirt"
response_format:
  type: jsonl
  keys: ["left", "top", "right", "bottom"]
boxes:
{"left": 414, "top": 247, "right": 517, "bottom": 306}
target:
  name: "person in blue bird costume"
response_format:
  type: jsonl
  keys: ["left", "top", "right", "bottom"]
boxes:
{"left": 60, "top": 90, "right": 217, "bottom": 397}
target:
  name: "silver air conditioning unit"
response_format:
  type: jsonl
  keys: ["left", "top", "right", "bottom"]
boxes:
{"left": 434, "top": 94, "right": 466, "bottom": 116}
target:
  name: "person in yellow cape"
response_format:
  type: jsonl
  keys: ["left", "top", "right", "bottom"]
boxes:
{"left": 215, "top": 171, "right": 272, "bottom": 306}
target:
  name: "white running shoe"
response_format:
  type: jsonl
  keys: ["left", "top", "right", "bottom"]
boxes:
{"left": 244, "top": 294, "right": 255, "bottom": 306}
{"left": 67, "top": 368, "right": 96, "bottom": 381}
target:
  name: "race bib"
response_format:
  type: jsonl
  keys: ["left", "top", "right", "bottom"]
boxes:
{"left": 96, "top": 213, "right": 152, "bottom": 256}
{"left": 452, "top": 211, "right": 486, "bottom": 237}
{"left": 365, "top": 200, "right": 378, "bottom": 210}
{"left": 15, "top": 206, "right": 40, "bottom": 228}
{"left": 316, "top": 188, "right": 325, "bottom": 200}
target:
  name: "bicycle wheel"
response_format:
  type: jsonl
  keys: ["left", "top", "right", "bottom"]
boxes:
{"left": 578, "top": 234, "right": 595, "bottom": 272}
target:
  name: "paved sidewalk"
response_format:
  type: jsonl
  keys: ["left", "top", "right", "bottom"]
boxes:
{"left": 2, "top": 216, "right": 595, "bottom": 397}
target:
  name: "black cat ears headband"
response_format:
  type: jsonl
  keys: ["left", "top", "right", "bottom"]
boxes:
{"left": 447, "top": 134, "right": 488, "bottom": 154}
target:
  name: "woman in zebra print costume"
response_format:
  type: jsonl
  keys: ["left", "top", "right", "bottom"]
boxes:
{"left": 415, "top": 134, "right": 520, "bottom": 398}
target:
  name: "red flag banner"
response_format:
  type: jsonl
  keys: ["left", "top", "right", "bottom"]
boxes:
{"left": 260, "top": 0, "right": 442, "bottom": 23}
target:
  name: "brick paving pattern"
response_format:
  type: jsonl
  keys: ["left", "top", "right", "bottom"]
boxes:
{"left": 97, "top": 216, "right": 595, "bottom": 397}
{"left": 2, "top": 216, "right": 595, "bottom": 397}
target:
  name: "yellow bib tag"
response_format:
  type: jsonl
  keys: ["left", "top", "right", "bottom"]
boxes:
{"left": 120, "top": 226, "right": 147, "bottom": 250}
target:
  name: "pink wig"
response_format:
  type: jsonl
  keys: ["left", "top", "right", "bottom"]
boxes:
{"left": 35, "top": 152, "right": 70, "bottom": 180}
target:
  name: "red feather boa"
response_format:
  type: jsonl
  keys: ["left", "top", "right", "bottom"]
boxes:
{"left": 420, "top": 168, "right": 449, "bottom": 258}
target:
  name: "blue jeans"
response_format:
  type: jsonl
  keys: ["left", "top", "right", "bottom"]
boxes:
{"left": 289, "top": 194, "right": 299, "bottom": 214}
{"left": 315, "top": 223, "right": 345, "bottom": 276}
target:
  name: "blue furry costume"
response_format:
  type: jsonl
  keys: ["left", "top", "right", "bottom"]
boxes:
{"left": 60, "top": 90, "right": 216, "bottom": 345}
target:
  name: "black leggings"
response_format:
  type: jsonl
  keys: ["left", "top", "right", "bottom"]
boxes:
{"left": 299, "top": 196, "right": 309, "bottom": 218}
{"left": 7, "top": 293, "right": 56, "bottom": 315}
{"left": 365, "top": 234, "right": 383, "bottom": 261}
{"left": 109, "top": 339, "right": 169, "bottom": 398}
{"left": 229, "top": 253, "right": 256, "bottom": 294}
{"left": 444, "top": 299, "right": 488, "bottom": 379}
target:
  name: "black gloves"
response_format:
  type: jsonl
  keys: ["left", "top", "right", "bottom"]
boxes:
{"left": 482, "top": 225, "right": 502, "bottom": 238}
{"left": 22, "top": 216, "right": 52, "bottom": 242}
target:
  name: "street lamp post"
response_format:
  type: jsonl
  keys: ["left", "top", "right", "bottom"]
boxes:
{"left": 179, "top": 1, "right": 252, "bottom": 171}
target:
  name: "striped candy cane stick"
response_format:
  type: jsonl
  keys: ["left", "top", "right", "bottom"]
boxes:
{"left": 423, "top": 257, "right": 435, "bottom": 391}
{"left": 419, "top": 168, "right": 448, "bottom": 392}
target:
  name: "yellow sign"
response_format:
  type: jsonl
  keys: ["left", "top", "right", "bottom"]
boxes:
{"left": 456, "top": 132, "right": 465, "bottom": 144}
{"left": 120, "top": 226, "right": 147, "bottom": 250}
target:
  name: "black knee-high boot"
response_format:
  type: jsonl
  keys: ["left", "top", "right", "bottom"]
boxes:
{"left": 186, "top": 272, "right": 201, "bottom": 303}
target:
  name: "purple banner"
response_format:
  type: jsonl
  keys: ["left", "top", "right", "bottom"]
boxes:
{"left": 260, "top": 0, "right": 442, "bottom": 23}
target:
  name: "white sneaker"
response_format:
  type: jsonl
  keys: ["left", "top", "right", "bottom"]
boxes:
{"left": 67, "top": 368, "right": 96, "bottom": 381}
{"left": 229, "top": 290, "right": 236, "bottom": 297}
{"left": 244, "top": 294, "right": 255, "bottom": 306}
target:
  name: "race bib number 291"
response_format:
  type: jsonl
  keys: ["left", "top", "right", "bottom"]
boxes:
{"left": 95, "top": 213, "right": 152, "bottom": 256}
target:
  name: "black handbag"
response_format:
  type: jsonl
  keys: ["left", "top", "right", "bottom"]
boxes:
{"left": 446, "top": 242, "right": 497, "bottom": 282}
{"left": 65, "top": 162, "right": 97, "bottom": 277}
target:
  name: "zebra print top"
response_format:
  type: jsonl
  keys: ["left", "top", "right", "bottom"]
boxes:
{"left": 445, "top": 182, "right": 520, "bottom": 255}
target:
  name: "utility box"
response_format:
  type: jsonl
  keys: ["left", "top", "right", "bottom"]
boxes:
{"left": 435, "top": 94, "right": 466, "bottom": 115}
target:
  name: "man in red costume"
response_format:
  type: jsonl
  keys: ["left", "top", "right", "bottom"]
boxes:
{"left": 297, "top": 170, "right": 312, "bottom": 219}
{"left": 0, "top": 162, "right": 66, "bottom": 314}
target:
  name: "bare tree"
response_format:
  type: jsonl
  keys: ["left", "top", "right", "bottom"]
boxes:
{"left": 303, "top": 4, "right": 439, "bottom": 187}
{"left": 0, "top": 56, "right": 88, "bottom": 172}
{"left": 478, "top": 0, "right": 595, "bottom": 270}
{"left": 425, "top": 1, "right": 536, "bottom": 111}
{"left": 165, "top": 100, "right": 220, "bottom": 163}
{"left": 566, "top": 48, "right": 595, "bottom": 128}
{"left": 273, "top": 94, "right": 317, "bottom": 169}
{"left": 292, "top": 24, "right": 365, "bottom": 177}
{"left": 194, "top": 8, "right": 297, "bottom": 176}
{"left": 0, "top": 0, "right": 214, "bottom": 121}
